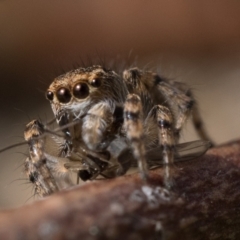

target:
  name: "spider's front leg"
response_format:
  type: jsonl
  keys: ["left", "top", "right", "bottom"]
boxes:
{"left": 123, "top": 94, "right": 148, "bottom": 181}
{"left": 24, "top": 119, "right": 75, "bottom": 196}
{"left": 24, "top": 120, "right": 59, "bottom": 197}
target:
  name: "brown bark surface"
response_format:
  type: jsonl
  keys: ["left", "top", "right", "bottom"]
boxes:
{"left": 0, "top": 141, "right": 240, "bottom": 240}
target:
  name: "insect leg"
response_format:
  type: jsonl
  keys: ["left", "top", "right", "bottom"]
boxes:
{"left": 123, "top": 94, "right": 148, "bottom": 181}
{"left": 67, "top": 147, "right": 111, "bottom": 181}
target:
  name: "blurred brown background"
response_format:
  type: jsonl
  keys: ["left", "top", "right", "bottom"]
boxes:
{"left": 1, "top": 0, "right": 240, "bottom": 208}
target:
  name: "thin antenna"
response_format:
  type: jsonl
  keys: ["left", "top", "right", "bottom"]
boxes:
{"left": 0, "top": 142, "right": 27, "bottom": 154}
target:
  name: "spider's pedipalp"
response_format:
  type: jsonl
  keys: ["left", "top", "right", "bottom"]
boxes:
{"left": 81, "top": 101, "right": 114, "bottom": 151}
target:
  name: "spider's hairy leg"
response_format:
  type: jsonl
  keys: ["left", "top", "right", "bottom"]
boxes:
{"left": 155, "top": 78, "right": 213, "bottom": 144}
{"left": 24, "top": 157, "right": 58, "bottom": 197}
{"left": 123, "top": 94, "right": 148, "bottom": 181}
{"left": 145, "top": 104, "right": 175, "bottom": 188}
{"left": 24, "top": 120, "right": 59, "bottom": 196}
{"left": 24, "top": 119, "right": 78, "bottom": 196}
{"left": 189, "top": 92, "right": 214, "bottom": 145}
{"left": 142, "top": 71, "right": 194, "bottom": 142}
{"left": 155, "top": 105, "right": 175, "bottom": 188}
{"left": 161, "top": 80, "right": 214, "bottom": 144}
{"left": 123, "top": 67, "right": 213, "bottom": 144}
{"left": 81, "top": 101, "right": 114, "bottom": 151}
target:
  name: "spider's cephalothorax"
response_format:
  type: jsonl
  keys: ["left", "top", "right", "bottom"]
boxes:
{"left": 46, "top": 66, "right": 129, "bottom": 150}
{"left": 24, "top": 65, "right": 212, "bottom": 195}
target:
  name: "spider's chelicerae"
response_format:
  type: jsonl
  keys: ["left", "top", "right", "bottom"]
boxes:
{"left": 23, "top": 65, "right": 212, "bottom": 197}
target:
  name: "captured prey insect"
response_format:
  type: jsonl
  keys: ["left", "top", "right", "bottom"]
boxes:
{"left": 23, "top": 119, "right": 211, "bottom": 197}
{"left": 17, "top": 64, "right": 213, "bottom": 196}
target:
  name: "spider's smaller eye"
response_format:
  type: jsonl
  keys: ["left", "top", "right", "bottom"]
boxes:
{"left": 56, "top": 88, "right": 71, "bottom": 103}
{"left": 73, "top": 83, "right": 89, "bottom": 99}
{"left": 90, "top": 78, "right": 101, "bottom": 88}
{"left": 46, "top": 91, "right": 54, "bottom": 101}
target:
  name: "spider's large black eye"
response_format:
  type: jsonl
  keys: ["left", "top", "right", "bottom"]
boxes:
{"left": 73, "top": 83, "right": 89, "bottom": 99}
{"left": 56, "top": 87, "right": 71, "bottom": 103}
{"left": 90, "top": 78, "right": 101, "bottom": 88}
{"left": 46, "top": 91, "right": 54, "bottom": 101}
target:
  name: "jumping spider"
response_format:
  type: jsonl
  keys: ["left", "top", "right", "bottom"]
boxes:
{"left": 22, "top": 65, "right": 212, "bottom": 197}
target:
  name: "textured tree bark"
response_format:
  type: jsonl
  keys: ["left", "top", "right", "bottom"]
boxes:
{"left": 0, "top": 140, "right": 240, "bottom": 240}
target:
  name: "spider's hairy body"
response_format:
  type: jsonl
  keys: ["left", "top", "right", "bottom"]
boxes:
{"left": 23, "top": 65, "right": 212, "bottom": 196}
